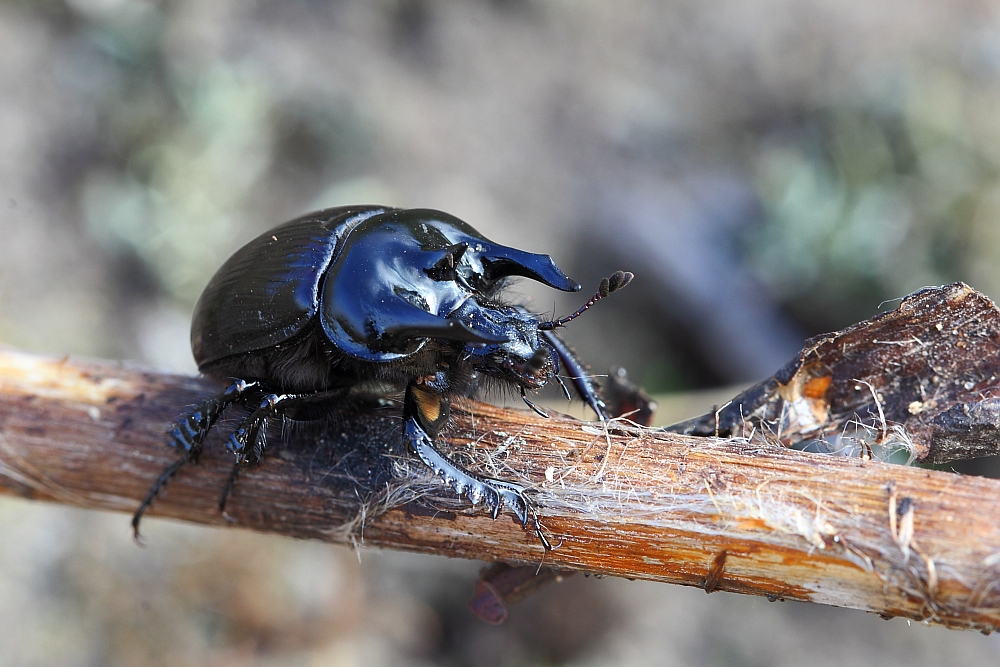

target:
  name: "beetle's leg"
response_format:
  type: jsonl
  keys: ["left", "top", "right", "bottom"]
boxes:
{"left": 553, "top": 371, "right": 573, "bottom": 402}
{"left": 404, "top": 383, "right": 530, "bottom": 528}
{"left": 218, "top": 392, "right": 309, "bottom": 512}
{"left": 132, "top": 379, "right": 259, "bottom": 539}
{"left": 404, "top": 418, "right": 530, "bottom": 528}
{"left": 131, "top": 456, "right": 188, "bottom": 542}
{"left": 540, "top": 329, "right": 608, "bottom": 421}
{"left": 217, "top": 417, "right": 262, "bottom": 514}
{"left": 170, "top": 379, "right": 260, "bottom": 454}
{"left": 520, "top": 386, "right": 549, "bottom": 418}
{"left": 224, "top": 396, "right": 276, "bottom": 463}
{"left": 218, "top": 459, "right": 242, "bottom": 516}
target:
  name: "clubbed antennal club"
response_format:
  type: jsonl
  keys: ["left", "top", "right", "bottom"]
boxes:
{"left": 538, "top": 270, "right": 634, "bottom": 331}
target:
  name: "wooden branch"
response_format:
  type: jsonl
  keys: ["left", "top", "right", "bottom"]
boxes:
{"left": 2, "top": 347, "right": 1000, "bottom": 632}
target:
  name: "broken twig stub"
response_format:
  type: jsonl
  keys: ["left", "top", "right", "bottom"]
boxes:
{"left": 668, "top": 283, "right": 1000, "bottom": 464}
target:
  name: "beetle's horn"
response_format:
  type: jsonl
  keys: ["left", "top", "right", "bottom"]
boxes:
{"left": 381, "top": 299, "right": 509, "bottom": 345}
{"left": 481, "top": 246, "right": 581, "bottom": 292}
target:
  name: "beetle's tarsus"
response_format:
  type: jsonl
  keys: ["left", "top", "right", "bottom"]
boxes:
{"left": 219, "top": 458, "right": 242, "bottom": 512}
{"left": 131, "top": 451, "right": 191, "bottom": 540}
{"left": 533, "top": 515, "right": 553, "bottom": 551}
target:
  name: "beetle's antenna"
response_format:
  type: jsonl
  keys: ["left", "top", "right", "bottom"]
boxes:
{"left": 538, "top": 271, "right": 633, "bottom": 330}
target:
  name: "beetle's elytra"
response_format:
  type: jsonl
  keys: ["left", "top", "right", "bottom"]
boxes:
{"left": 133, "top": 205, "right": 634, "bottom": 540}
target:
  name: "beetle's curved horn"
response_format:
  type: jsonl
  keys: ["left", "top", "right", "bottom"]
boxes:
{"left": 380, "top": 298, "right": 509, "bottom": 344}
{"left": 481, "top": 246, "right": 581, "bottom": 292}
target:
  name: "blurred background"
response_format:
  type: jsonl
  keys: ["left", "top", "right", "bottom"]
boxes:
{"left": 3, "top": 0, "right": 1000, "bottom": 664}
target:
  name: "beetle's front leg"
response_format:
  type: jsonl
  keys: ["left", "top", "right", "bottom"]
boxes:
{"left": 540, "top": 329, "right": 609, "bottom": 421}
{"left": 404, "top": 381, "right": 529, "bottom": 527}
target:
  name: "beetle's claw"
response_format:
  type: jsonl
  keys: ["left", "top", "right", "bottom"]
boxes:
{"left": 479, "top": 481, "right": 528, "bottom": 528}
{"left": 491, "top": 481, "right": 530, "bottom": 528}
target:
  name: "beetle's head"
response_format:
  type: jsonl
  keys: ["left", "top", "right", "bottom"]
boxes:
{"left": 320, "top": 209, "right": 580, "bottom": 363}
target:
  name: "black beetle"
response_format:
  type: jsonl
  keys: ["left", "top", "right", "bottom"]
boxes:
{"left": 132, "top": 206, "right": 632, "bottom": 537}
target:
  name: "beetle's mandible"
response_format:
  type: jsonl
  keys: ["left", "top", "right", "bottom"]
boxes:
{"left": 133, "top": 206, "right": 634, "bottom": 540}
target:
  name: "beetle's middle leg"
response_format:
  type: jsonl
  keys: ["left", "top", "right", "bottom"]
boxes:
{"left": 218, "top": 389, "right": 347, "bottom": 512}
